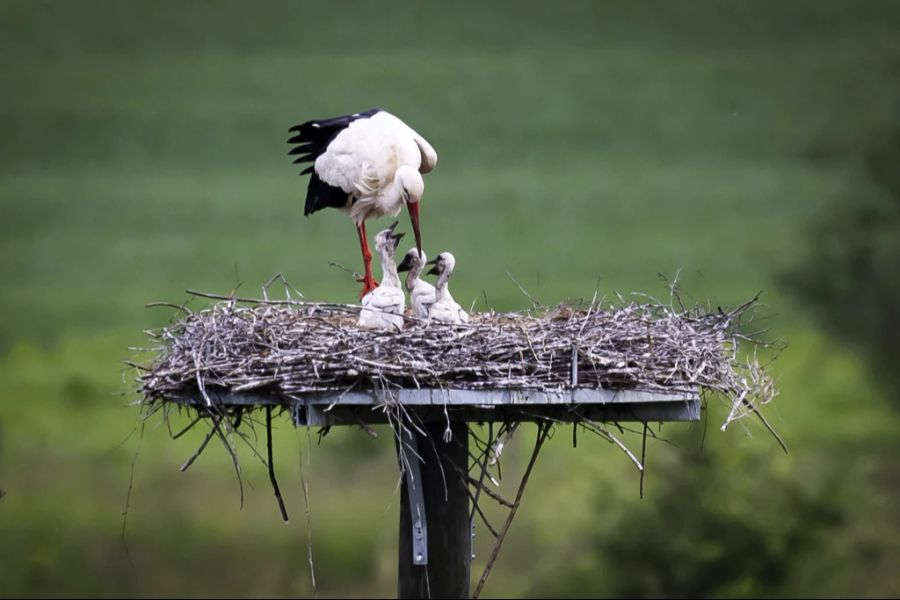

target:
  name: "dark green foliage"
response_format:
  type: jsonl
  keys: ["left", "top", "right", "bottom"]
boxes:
{"left": 788, "top": 121, "right": 900, "bottom": 400}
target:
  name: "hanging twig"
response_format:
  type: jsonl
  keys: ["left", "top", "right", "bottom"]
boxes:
{"left": 580, "top": 420, "right": 644, "bottom": 473}
{"left": 266, "top": 406, "right": 289, "bottom": 522}
{"left": 120, "top": 422, "right": 145, "bottom": 571}
{"left": 211, "top": 417, "right": 245, "bottom": 510}
{"left": 469, "top": 423, "right": 495, "bottom": 524}
{"left": 473, "top": 422, "right": 552, "bottom": 599}
{"left": 297, "top": 442, "right": 317, "bottom": 598}
{"left": 467, "top": 487, "right": 500, "bottom": 538}
{"left": 171, "top": 413, "right": 202, "bottom": 440}
{"left": 466, "top": 476, "right": 514, "bottom": 509}
{"left": 179, "top": 414, "right": 221, "bottom": 472}
{"left": 747, "top": 399, "right": 789, "bottom": 454}
{"left": 640, "top": 422, "right": 648, "bottom": 499}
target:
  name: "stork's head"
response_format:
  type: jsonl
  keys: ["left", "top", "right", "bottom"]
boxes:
{"left": 425, "top": 252, "right": 456, "bottom": 278}
{"left": 395, "top": 165, "right": 425, "bottom": 260}
{"left": 374, "top": 221, "right": 405, "bottom": 257}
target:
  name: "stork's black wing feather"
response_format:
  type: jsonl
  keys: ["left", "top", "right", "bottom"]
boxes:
{"left": 288, "top": 108, "right": 381, "bottom": 216}
{"left": 287, "top": 108, "right": 381, "bottom": 166}
{"left": 304, "top": 172, "right": 350, "bottom": 216}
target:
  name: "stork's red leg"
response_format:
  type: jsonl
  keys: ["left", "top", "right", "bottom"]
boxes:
{"left": 356, "top": 221, "right": 378, "bottom": 299}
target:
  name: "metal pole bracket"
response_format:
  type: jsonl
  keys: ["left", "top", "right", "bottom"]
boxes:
{"left": 400, "top": 427, "right": 428, "bottom": 566}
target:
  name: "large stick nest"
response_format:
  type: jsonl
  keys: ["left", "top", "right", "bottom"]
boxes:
{"left": 136, "top": 288, "right": 778, "bottom": 430}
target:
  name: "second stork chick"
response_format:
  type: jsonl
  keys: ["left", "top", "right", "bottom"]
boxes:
{"left": 396, "top": 248, "right": 436, "bottom": 319}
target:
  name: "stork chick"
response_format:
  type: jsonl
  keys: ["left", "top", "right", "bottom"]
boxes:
{"left": 357, "top": 222, "right": 406, "bottom": 331}
{"left": 425, "top": 252, "right": 469, "bottom": 325}
{"left": 396, "top": 248, "right": 436, "bottom": 319}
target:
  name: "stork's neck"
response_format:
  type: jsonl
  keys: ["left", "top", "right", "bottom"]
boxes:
{"left": 378, "top": 177, "right": 406, "bottom": 215}
{"left": 435, "top": 271, "right": 451, "bottom": 301}
{"left": 380, "top": 250, "right": 402, "bottom": 288}
{"left": 404, "top": 263, "right": 423, "bottom": 293}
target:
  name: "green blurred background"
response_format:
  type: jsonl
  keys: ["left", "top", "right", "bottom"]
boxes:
{"left": 2, "top": 1, "right": 899, "bottom": 597}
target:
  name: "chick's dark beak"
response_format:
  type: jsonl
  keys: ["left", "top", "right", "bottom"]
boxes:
{"left": 396, "top": 253, "right": 413, "bottom": 273}
{"left": 389, "top": 231, "right": 405, "bottom": 251}
{"left": 425, "top": 257, "right": 439, "bottom": 276}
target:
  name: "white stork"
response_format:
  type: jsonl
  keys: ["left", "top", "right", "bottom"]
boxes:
{"left": 425, "top": 252, "right": 469, "bottom": 325}
{"left": 396, "top": 247, "right": 437, "bottom": 319}
{"left": 357, "top": 222, "right": 406, "bottom": 331}
{"left": 287, "top": 108, "right": 438, "bottom": 298}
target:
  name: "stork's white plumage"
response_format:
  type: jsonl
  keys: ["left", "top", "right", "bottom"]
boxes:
{"left": 396, "top": 248, "right": 436, "bottom": 319}
{"left": 357, "top": 223, "right": 406, "bottom": 332}
{"left": 288, "top": 109, "right": 437, "bottom": 298}
{"left": 425, "top": 252, "right": 469, "bottom": 325}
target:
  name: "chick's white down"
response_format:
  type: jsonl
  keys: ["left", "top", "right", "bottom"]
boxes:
{"left": 357, "top": 226, "right": 406, "bottom": 331}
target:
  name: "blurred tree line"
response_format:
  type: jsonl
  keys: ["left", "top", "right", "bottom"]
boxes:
{"left": 789, "top": 117, "right": 900, "bottom": 402}
{"left": 533, "top": 434, "right": 852, "bottom": 598}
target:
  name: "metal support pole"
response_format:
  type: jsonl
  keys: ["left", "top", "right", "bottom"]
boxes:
{"left": 398, "top": 420, "right": 470, "bottom": 599}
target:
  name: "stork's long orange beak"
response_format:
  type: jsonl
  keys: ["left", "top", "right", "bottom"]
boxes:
{"left": 408, "top": 202, "right": 422, "bottom": 260}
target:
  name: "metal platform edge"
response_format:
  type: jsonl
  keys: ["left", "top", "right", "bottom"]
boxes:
{"left": 166, "top": 387, "right": 701, "bottom": 426}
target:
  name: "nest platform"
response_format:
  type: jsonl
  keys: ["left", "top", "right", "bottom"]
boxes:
{"left": 136, "top": 290, "right": 775, "bottom": 431}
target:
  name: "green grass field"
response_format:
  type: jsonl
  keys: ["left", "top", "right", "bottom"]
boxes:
{"left": 2, "top": 2, "right": 899, "bottom": 597}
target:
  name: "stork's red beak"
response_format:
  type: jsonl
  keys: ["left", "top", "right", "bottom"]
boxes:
{"left": 407, "top": 202, "right": 422, "bottom": 260}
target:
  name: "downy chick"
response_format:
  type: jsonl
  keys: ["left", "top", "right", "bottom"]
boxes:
{"left": 396, "top": 248, "right": 436, "bottom": 319}
{"left": 425, "top": 252, "right": 469, "bottom": 325}
{"left": 357, "top": 222, "right": 406, "bottom": 331}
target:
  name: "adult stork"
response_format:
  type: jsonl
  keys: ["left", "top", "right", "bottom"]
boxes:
{"left": 287, "top": 108, "right": 437, "bottom": 298}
